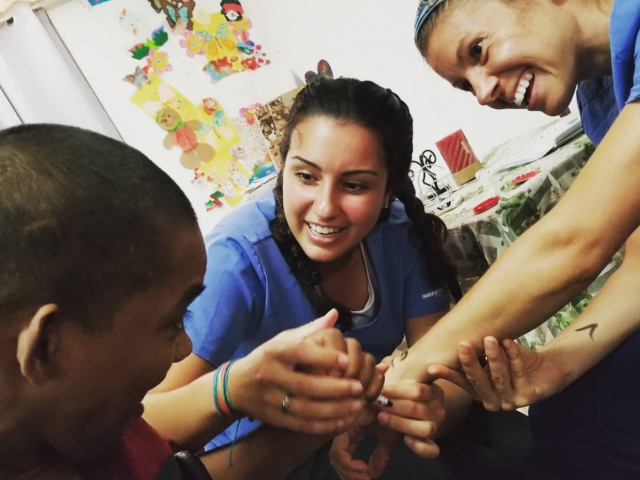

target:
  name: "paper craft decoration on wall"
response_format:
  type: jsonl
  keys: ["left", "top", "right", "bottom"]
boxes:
{"left": 128, "top": 26, "right": 169, "bottom": 59}
{"left": 162, "top": 0, "right": 196, "bottom": 31}
{"left": 130, "top": 72, "right": 252, "bottom": 208}
{"left": 220, "top": 0, "right": 243, "bottom": 21}
{"left": 155, "top": 107, "right": 215, "bottom": 169}
{"left": 254, "top": 89, "right": 298, "bottom": 169}
{"left": 123, "top": 65, "right": 151, "bottom": 89}
{"left": 305, "top": 60, "right": 333, "bottom": 85}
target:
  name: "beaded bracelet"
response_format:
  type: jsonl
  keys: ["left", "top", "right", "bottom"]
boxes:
{"left": 212, "top": 359, "right": 239, "bottom": 419}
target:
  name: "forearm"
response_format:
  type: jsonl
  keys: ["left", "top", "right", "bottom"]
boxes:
{"left": 393, "top": 105, "right": 640, "bottom": 383}
{"left": 394, "top": 223, "right": 597, "bottom": 382}
{"left": 435, "top": 380, "right": 472, "bottom": 438}
{"left": 199, "top": 427, "right": 330, "bottom": 480}
{"left": 143, "top": 372, "right": 231, "bottom": 452}
{"left": 543, "top": 251, "right": 640, "bottom": 385}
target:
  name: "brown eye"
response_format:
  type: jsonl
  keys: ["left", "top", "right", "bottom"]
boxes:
{"left": 470, "top": 40, "right": 483, "bottom": 60}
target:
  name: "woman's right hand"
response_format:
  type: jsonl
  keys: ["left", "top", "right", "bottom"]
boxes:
{"left": 228, "top": 309, "right": 380, "bottom": 435}
{"left": 427, "top": 337, "right": 570, "bottom": 411}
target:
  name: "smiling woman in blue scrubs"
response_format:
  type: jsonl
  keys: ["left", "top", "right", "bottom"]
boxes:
{"left": 384, "top": 1, "right": 640, "bottom": 479}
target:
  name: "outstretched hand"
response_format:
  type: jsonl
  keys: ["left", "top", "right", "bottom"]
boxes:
{"left": 427, "top": 337, "right": 569, "bottom": 411}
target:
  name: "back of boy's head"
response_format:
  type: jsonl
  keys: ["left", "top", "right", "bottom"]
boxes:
{"left": 0, "top": 124, "right": 198, "bottom": 329}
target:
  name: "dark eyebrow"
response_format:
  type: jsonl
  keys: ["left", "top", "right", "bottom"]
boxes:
{"left": 159, "top": 283, "right": 205, "bottom": 329}
{"left": 456, "top": 34, "right": 469, "bottom": 62}
{"left": 290, "top": 156, "right": 379, "bottom": 177}
{"left": 179, "top": 283, "right": 206, "bottom": 307}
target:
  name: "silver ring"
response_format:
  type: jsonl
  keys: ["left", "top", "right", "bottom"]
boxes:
{"left": 281, "top": 394, "right": 293, "bottom": 414}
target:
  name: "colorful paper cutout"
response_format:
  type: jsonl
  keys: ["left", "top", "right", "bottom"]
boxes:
{"left": 254, "top": 89, "right": 298, "bottom": 169}
{"left": 156, "top": 108, "right": 215, "bottom": 169}
{"left": 147, "top": 49, "right": 172, "bottom": 74}
{"left": 180, "top": 31, "right": 206, "bottom": 57}
{"left": 162, "top": 0, "right": 196, "bottom": 32}
{"left": 305, "top": 60, "right": 333, "bottom": 85}
{"left": 123, "top": 65, "right": 151, "bottom": 89}
{"left": 128, "top": 26, "right": 169, "bottom": 59}
{"left": 88, "top": 0, "right": 113, "bottom": 5}
{"left": 130, "top": 73, "right": 248, "bottom": 208}
{"left": 239, "top": 103, "right": 261, "bottom": 125}
{"left": 220, "top": 0, "right": 243, "bottom": 22}
{"left": 119, "top": 10, "right": 150, "bottom": 38}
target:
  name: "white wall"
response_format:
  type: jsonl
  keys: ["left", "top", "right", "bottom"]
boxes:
{"left": 240, "top": 0, "right": 552, "bottom": 159}
{"left": 0, "top": 2, "right": 120, "bottom": 138}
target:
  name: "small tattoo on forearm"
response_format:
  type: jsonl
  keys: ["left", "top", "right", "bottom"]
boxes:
{"left": 390, "top": 350, "right": 408, "bottom": 367}
{"left": 575, "top": 323, "right": 598, "bottom": 341}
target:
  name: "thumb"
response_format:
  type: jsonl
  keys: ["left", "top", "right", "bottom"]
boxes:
{"left": 288, "top": 309, "right": 340, "bottom": 341}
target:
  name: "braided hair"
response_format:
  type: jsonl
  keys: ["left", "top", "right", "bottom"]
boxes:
{"left": 270, "top": 77, "right": 461, "bottom": 331}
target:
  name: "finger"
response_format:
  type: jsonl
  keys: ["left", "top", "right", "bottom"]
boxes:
{"left": 378, "top": 411, "right": 437, "bottom": 439}
{"left": 330, "top": 433, "right": 369, "bottom": 474}
{"left": 503, "top": 339, "right": 528, "bottom": 393}
{"left": 361, "top": 355, "right": 384, "bottom": 401}
{"left": 484, "top": 337, "right": 515, "bottom": 402}
{"left": 261, "top": 368, "right": 363, "bottom": 399}
{"left": 283, "top": 394, "right": 365, "bottom": 420}
{"left": 368, "top": 431, "right": 401, "bottom": 479}
{"left": 404, "top": 436, "right": 440, "bottom": 459}
{"left": 458, "top": 342, "right": 501, "bottom": 410}
{"left": 381, "top": 381, "right": 443, "bottom": 403}
{"left": 378, "top": 356, "right": 393, "bottom": 368}
{"left": 344, "top": 339, "right": 364, "bottom": 379}
{"left": 290, "top": 309, "right": 339, "bottom": 339}
{"left": 290, "top": 341, "right": 351, "bottom": 374}
{"left": 427, "top": 364, "right": 476, "bottom": 397}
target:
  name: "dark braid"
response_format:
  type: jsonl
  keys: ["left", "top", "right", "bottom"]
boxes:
{"left": 395, "top": 176, "right": 463, "bottom": 302}
{"left": 269, "top": 77, "right": 461, "bottom": 331}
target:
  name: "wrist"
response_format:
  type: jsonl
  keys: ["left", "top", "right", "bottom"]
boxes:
{"left": 213, "top": 359, "right": 243, "bottom": 420}
{"left": 539, "top": 343, "right": 574, "bottom": 390}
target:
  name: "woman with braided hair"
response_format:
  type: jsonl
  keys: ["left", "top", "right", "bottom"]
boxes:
{"left": 156, "top": 76, "right": 531, "bottom": 480}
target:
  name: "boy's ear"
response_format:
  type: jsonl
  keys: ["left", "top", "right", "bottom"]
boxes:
{"left": 16, "top": 304, "right": 62, "bottom": 385}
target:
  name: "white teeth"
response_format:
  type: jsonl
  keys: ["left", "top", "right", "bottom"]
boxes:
{"left": 309, "top": 223, "right": 342, "bottom": 235}
{"left": 513, "top": 71, "right": 533, "bottom": 107}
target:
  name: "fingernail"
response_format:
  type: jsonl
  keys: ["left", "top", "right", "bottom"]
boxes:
{"left": 351, "top": 400, "right": 363, "bottom": 413}
{"left": 351, "top": 382, "right": 363, "bottom": 396}
{"left": 338, "top": 354, "right": 349, "bottom": 368}
{"left": 336, "top": 419, "right": 345, "bottom": 429}
{"left": 405, "top": 436, "right": 414, "bottom": 446}
{"left": 485, "top": 338, "right": 496, "bottom": 354}
{"left": 458, "top": 343, "right": 469, "bottom": 358}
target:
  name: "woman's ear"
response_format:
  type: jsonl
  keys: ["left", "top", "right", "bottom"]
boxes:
{"left": 16, "top": 304, "right": 61, "bottom": 385}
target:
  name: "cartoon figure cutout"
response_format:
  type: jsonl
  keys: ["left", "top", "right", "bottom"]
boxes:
{"left": 155, "top": 107, "right": 215, "bottom": 169}
{"left": 220, "top": 0, "right": 243, "bottom": 21}
{"left": 305, "top": 60, "right": 333, "bottom": 85}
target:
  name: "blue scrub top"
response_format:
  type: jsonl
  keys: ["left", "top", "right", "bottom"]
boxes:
{"left": 186, "top": 191, "right": 451, "bottom": 450}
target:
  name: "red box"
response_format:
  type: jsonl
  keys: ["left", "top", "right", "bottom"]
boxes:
{"left": 435, "top": 130, "right": 483, "bottom": 185}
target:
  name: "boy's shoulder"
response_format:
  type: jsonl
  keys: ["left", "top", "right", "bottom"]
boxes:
{"left": 206, "top": 190, "right": 276, "bottom": 245}
{"left": 84, "top": 418, "right": 207, "bottom": 480}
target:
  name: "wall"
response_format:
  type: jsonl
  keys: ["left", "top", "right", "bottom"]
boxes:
{"left": 0, "top": 2, "right": 120, "bottom": 137}
{"left": 240, "top": 0, "right": 554, "bottom": 159}
{"left": 5, "top": 0, "right": 567, "bottom": 232}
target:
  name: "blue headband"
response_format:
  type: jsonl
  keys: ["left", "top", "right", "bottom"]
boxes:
{"left": 414, "top": 0, "right": 448, "bottom": 48}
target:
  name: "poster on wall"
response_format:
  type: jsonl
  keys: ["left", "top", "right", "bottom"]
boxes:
{"left": 46, "top": 0, "right": 290, "bottom": 232}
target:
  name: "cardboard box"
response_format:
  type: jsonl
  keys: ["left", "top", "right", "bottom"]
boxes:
{"left": 435, "top": 130, "right": 483, "bottom": 185}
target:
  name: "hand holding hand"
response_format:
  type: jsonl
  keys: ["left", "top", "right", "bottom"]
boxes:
{"left": 428, "top": 337, "right": 570, "bottom": 411}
